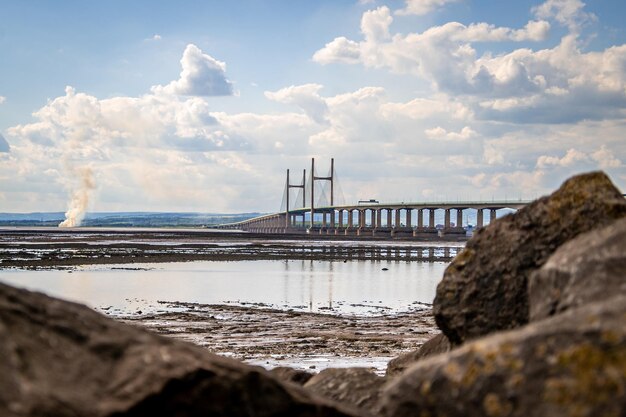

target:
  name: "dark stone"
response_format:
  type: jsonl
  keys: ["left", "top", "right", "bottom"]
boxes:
{"left": 386, "top": 334, "right": 450, "bottom": 378}
{"left": 304, "top": 368, "right": 384, "bottom": 414}
{"left": 270, "top": 366, "right": 314, "bottom": 385}
{"left": 434, "top": 171, "right": 626, "bottom": 345}
{"left": 381, "top": 295, "right": 626, "bottom": 417}
{"left": 0, "top": 282, "right": 360, "bottom": 417}
{"left": 529, "top": 217, "right": 626, "bottom": 321}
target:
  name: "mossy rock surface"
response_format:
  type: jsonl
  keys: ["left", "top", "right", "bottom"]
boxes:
{"left": 529, "top": 216, "right": 626, "bottom": 321}
{"left": 434, "top": 171, "right": 626, "bottom": 345}
{"left": 381, "top": 295, "right": 626, "bottom": 417}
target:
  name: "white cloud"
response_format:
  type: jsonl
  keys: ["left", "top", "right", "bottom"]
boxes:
{"left": 532, "top": 0, "right": 596, "bottom": 33}
{"left": 536, "top": 148, "right": 588, "bottom": 168}
{"left": 0, "top": 96, "right": 5, "bottom": 104}
{"left": 265, "top": 84, "right": 329, "bottom": 124}
{"left": 313, "top": 9, "right": 551, "bottom": 90}
{"left": 152, "top": 34, "right": 162, "bottom": 41}
{"left": 425, "top": 126, "right": 477, "bottom": 141}
{"left": 361, "top": 6, "right": 393, "bottom": 42}
{"left": 591, "top": 145, "right": 622, "bottom": 169}
{"left": 312, "top": 37, "right": 361, "bottom": 65}
{"left": 313, "top": 4, "right": 626, "bottom": 125}
{"left": 381, "top": 95, "right": 473, "bottom": 121}
{"left": 153, "top": 44, "right": 234, "bottom": 97}
{"left": 396, "top": 0, "right": 461, "bottom": 16}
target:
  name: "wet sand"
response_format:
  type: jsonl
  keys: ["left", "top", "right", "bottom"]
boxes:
{"left": 117, "top": 301, "right": 436, "bottom": 375}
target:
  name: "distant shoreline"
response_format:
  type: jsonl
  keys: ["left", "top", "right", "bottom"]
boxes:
{"left": 0, "top": 227, "right": 465, "bottom": 269}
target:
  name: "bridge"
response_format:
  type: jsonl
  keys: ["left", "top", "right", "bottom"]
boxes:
{"left": 218, "top": 158, "right": 529, "bottom": 237}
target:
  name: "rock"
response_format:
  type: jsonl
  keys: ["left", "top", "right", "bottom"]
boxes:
{"left": 0, "top": 283, "right": 360, "bottom": 417}
{"left": 269, "top": 366, "right": 314, "bottom": 385}
{"left": 529, "top": 217, "right": 626, "bottom": 321}
{"left": 381, "top": 295, "right": 626, "bottom": 417}
{"left": 434, "top": 171, "right": 626, "bottom": 345}
{"left": 304, "top": 368, "right": 385, "bottom": 414}
{"left": 386, "top": 334, "right": 450, "bottom": 378}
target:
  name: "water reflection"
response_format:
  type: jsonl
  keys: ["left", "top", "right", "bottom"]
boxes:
{"left": 0, "top": 259, "right": 448, "bottom": 316}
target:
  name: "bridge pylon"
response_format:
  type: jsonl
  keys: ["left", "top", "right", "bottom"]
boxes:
{"left": 310, "top": 157, "right": 334, "bottom": 230}
{"left": 285, "top": 168, "right": 306, "bottom": 229}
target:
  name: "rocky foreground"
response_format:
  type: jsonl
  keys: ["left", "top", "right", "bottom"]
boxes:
{"left": 1, "top": 171, "right": 625, "bottom": 416}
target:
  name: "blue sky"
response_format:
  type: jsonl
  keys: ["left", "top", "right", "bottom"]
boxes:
{"left": 1, "top": 0, "right": 625, "bottom": 215}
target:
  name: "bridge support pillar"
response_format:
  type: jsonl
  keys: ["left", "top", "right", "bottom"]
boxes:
{"left": 386, "top": 209, "right": 392, "bottom": 227}
{"left": 456, "top": 209, "right": 463, "bottom": 229}
{"left": 357, "top": 209, "right": 373, "bottom": 236}
{"left": 344, "top": 209, "right": 357, "bottom": 235}
{"left": 490, "top": 208, "right": 497, "bottom": 224}
{"left": 429, "top": 209, "right": 436, "bottom": 228}
{"left": 406, "top": 208, "right": 412, "bottom": 228}
{"left": 335, "top": 209, "right": 343, "bottom": 235}
{"left": 477, "top": 209, "right": 484, "bottom": 228}
{"left": 444, "top": 209, "right": 451, "bottom": 228}
{"left": 373, "top": 208, "right": 392, "bottom": 237}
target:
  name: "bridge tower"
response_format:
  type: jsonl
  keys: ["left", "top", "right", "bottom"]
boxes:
{"left": 310, "top": 158, "right": 334, "bottom": 229}
{"left": 285, "top": 168, "right": 306, "bottom": 229}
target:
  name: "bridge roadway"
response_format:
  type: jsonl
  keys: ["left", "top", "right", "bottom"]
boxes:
{"left": 217, "top": 200, "right": 529, "bottom": 237}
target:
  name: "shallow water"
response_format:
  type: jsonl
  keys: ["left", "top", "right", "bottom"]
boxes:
{"left": 0, "top": 259, "right": 447, "bottom": 316}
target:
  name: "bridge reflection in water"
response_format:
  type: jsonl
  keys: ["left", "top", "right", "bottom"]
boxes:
{"left": 218, "top": 158, "right": 529, "bottom": 237}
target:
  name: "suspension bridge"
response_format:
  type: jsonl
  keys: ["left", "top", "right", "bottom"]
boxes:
{"left": 218, "top": 158, "right": 529, "bottom": 237}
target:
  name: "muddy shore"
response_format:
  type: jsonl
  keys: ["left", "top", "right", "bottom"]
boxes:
{"left": 0, "top": 227, "right": 464, "bottom": 269}
{"left": 1, "top": 227, "right": 454, "bottom": 374}
{"left": 117, "top": 301, "right": 437, "bottom": 375}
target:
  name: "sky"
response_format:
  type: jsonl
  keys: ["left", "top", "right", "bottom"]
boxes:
{"left": 1, "top": 0, "right": 625, "bottom": 214}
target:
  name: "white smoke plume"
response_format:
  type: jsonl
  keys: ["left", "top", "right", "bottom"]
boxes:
{"left": 58, "top": 166, "right": 96, "bottom": 227}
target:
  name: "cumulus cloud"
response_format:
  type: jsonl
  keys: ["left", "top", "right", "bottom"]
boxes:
{"left": 312, "top": 3, "right": 626, "bottom": 125}
{"left": 265, "top": 84, "right": 329, "bottom": 124}
{"left": 381, "top": 95, "right": 473, "bottom": 121}
{"left": 591, "top": 145, "right": 622, "bottom": 169}
{"left": 313, "top": 7, "right": 551, "bottom": 86}
{"left": 396, "top": 0, "right": 461, "bottom": 16}
{"left": 532, "top": 0, "right": 596, "bottom": 34}
{"left": 536, "top": 148, "right": 588, "bottom": 168}
{"left": 153, "top": 44, "right": 234, "bottom": 97}
{"left": 8, "top": 85, "right": 228, "bottom": 152}
{"left": 0, "top": 96, "right": 5, "bottom": 104}
{"left": 425, "top": 126, "right": 477, "bottom": 141}
{"left": 312, "top": 37, "right": 361, "bottom": 65}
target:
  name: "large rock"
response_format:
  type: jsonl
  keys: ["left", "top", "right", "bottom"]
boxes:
{"left": 434, "top": 171, "right": 626, "bottom": 345}
{"left": 529, "top": 217, "right": 626, "bottom": 321}
{"left": 0, "top": 282, "right": 360, "bottom": 417}
{"left": 381, "top": 295, "right": 626, "bottom": 417}
{"left": 528, "top": 218, "right": 626, "bottom": 320}
{"left": 386, "top": 334, "right": 450, "bottom": 378}
{"left": 304, "top": 368, "right": 384, "bottom": 414}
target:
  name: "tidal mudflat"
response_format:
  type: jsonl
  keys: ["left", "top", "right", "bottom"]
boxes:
{"left": 0, "top": 227, "right": 461, "bottom": 373}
